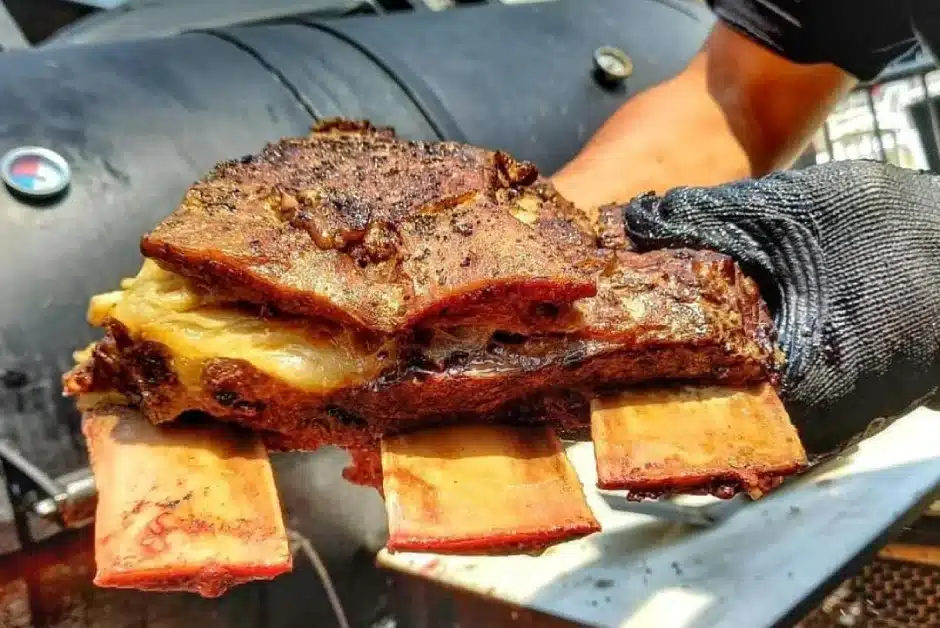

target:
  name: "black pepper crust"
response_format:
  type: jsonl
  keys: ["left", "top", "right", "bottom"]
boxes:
{"left": 67, "top": 121, "right": 786, "bottom": 498}
{"left": 141, "top": 123, "right": 600, "bottom": 334}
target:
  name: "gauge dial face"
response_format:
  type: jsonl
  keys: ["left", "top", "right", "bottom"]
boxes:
{"left": 1, "top": 146, "right": 71, "bottom": 198}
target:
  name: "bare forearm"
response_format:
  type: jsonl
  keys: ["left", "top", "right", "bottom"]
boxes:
{"left": 553, "top": 24, "right": 855, "bottom": 211}
{"left": 553, "top": 54, "right": 750, "bottom": 211}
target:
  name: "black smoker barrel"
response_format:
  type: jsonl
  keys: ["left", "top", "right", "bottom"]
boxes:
{"left": 0, "top": 1, "right": 713, "bottom": 623}
{"left": 0, "top": 0, "right": 713, "bottom": 584}
{"left": 0, "top": 0, "right": 713, "bottom": 479}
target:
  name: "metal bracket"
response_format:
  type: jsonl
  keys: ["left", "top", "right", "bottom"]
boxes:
{"left": 0, "top": 439, "right": 96, "bottom": 532}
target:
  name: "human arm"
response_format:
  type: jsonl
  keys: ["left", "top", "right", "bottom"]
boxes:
{"left": 552, "top": 21, "right": 855, "bottom": 211}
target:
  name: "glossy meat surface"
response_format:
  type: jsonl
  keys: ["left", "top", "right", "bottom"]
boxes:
{"left": 64, "top": 248, "right": 779, "bottom": 452}
{"left": 142, "top": 123, "right": 597, "bottom": 334}
{"left": 73, "top": 123, "right": 779, "bottom": 447}
{"left": 66, "top": 123, "right": 798, "bottom": 512}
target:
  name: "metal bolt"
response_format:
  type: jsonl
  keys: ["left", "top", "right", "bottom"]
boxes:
{"left": 593, "top": 46, "right": 633, "bottom": 87}
{"left": 31, "top": 468, "right": 96, "bottom": 529}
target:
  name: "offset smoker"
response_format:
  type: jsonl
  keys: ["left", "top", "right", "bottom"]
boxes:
{"left": 0, "top": 0, "right": 712, "bottom": 624}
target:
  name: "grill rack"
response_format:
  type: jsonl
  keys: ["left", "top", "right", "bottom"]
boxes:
{"left": 799, "top": 557, "right": 940, "bottom": 628}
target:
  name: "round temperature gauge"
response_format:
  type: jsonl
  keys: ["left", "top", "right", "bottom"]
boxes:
{"left": 1, "top": 146, "right": 72, "bottom": 200}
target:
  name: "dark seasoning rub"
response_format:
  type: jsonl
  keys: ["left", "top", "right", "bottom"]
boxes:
{"left": 67, "top": 119, "right": 785, "bottom": 495}
{"left": 142, "top": 119, "right": 598, "bottom": 334}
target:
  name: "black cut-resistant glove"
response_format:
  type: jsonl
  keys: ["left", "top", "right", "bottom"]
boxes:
{"left": 621, "top": 160, "right": 940, "bottom": 456}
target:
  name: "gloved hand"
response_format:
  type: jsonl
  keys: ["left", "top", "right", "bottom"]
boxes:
{"left": 620, "top": 160, "right": 940, "bottom": 456}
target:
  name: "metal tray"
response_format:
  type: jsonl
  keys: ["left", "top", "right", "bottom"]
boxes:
{"left": 379, "top": 406, "right": 940, "bottom": 628}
